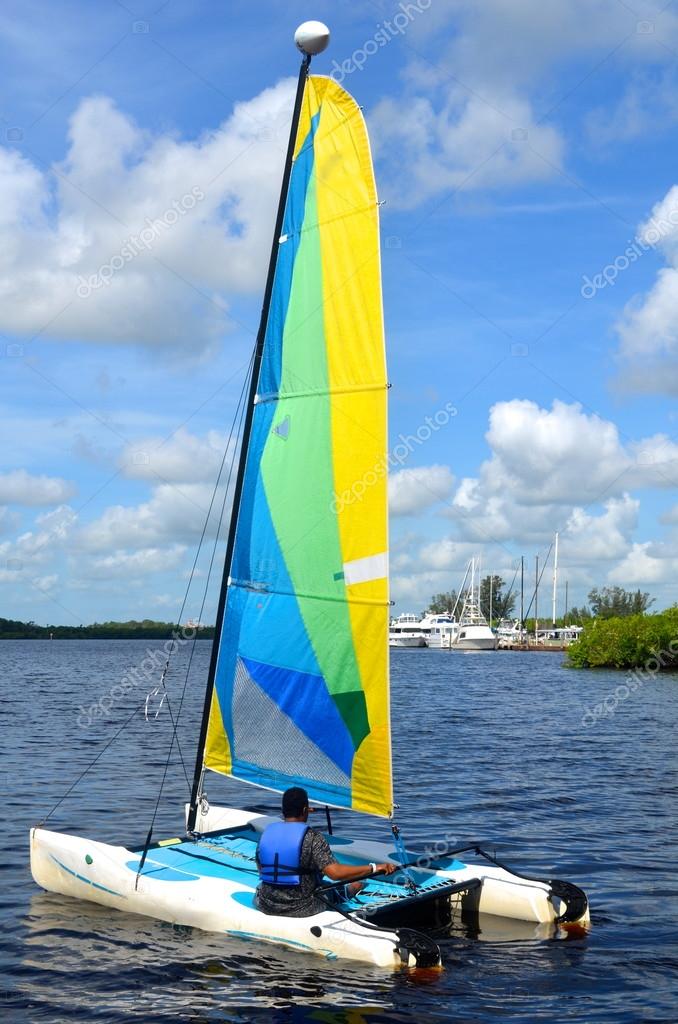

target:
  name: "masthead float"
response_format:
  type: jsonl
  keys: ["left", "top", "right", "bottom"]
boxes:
{"left": 30, "top": 21, "right": 590, "bottom": 969}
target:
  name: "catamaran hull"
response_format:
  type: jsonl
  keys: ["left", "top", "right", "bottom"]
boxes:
{"left": 29, "top": 802, "right": 585, "bottom": 970}
{"left": 30, "top": 827, "right": 412, "bottom": 969}
{"left": 30, "top": 807, "right": 589, "bottom": 969}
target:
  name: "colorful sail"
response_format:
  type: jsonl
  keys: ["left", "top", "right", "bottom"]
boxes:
{"left": 204, "top": 74, "right": 392, "bottom": 817}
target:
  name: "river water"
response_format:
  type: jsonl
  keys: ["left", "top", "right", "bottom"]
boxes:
{"left": 1, "top": 640, "right": 676, "bottom": 1022}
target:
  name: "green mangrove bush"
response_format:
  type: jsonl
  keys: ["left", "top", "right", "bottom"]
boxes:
{"left": 567, "top": 607, "right": 678, "bottom": 669}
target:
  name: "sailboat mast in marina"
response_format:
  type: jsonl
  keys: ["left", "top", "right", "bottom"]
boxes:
{"left": 29, "top": 22, "right": 590, "bottom": 968}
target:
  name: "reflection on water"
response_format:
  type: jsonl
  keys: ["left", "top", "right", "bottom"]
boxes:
{"left": 2, "top": 641, "right": 678, "bottom": 1022}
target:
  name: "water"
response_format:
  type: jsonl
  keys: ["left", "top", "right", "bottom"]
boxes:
{"left": 2, "top": 640, "right": 677, "bottom": 1022}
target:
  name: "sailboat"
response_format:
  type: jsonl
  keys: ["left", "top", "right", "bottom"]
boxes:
{"left": 427, "top": 559, "right": 496, "bottom": 650}
{"left": 30, "top": 23, "right": 589, "bottom": 969}
{"left": 452, "top": 558, "right": 497, "bottom": 651}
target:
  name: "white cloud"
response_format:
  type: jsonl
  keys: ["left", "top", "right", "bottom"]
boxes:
{"left": 561, "top": 495, "right": 639, "bottom": 562}
{"left": 0, "top": 504, "right": 77, "bottom": 570}
{"left": 387, "top": 397, "right": 678, "bottom": 609}
{"left": 118, "top": 428, "right": 230, "bottom": 484}
{"left": 617, "top": 185, "right": 678, "bottom": 393}
{"left": 389, "top": 465, "right": 454, "bottom": 516}
{"left": 0, "top": 507, "right": 19, "bottom": 534}
{"left": 481, "top": 399, "right": 629, "bottom": 504}
{"left": 390, "top": 570, "right": 453, "bottom": 611}
{"left": 418, "top": 537, "right": 479, "bottom": 572}
{"left": 32, "top": 573, "right": 58, "bottom": 591}
{"left": 451, "top": 400, "right": 678, "bottom": 518}
{"left": 369, "top": 0, "right": 678, "bottom": 207}
{"left": 404, "top": 1, "right": 678, "bottom": 88}
{"left": 586, "top": 68, "right": 678, "bottom": 148}
{"left": 371, "top": 90, "right": 563, "bottom": 208}
{"left": 77, "top": 482, "right": 224, "bottom": 552}
{"left": 660, "top": 503, "right": 678, "bottom": 524}
{"left": 84, "top": 545, "right": 187, "bottom": 579}
{"left": 0, "top": 83, "right": 295, "bottom": 352}
{"left": 608, "top": 541, "right": 678, "bottom": 585}
{"left": 0, "top": 469, "right": 75, "bottom": 505}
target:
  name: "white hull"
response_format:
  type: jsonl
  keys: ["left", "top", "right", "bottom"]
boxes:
{"left": 30, "top": 805, "right": 589, "bottom": 969}
{"left": 430, "top": 636, "right": 497, "bottom": 650}
{"left": 453, "top": 638, "right": 497, "bottom": 651}
{"left": 389, "top": 637, "right": 426, "bottom": 648}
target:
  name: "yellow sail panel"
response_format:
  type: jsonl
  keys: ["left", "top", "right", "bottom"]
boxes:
{"left": 312, "top": 76, "right": 390, "bottom": 815}
{"left": 204, "top": 74, "right": 392, "bottom": 817}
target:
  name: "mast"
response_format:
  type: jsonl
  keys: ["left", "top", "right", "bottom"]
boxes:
{"left": 551, "top": 531, "right": 559, "bottom": 628}
{"left": 187, "top": 39, "right": 317, "bottom": 833}
{"left": 520, "top": 556, "right": 524, "bottom": 641}
{"left": 534, "top": 554, "right": 539, "bottom": 643}
{"left": 565, "top": 579, "right": 569, "bottom": 624}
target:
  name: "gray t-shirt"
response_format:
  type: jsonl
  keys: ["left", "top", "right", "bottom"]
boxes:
{"left": 255, "top": 827, "right": 335, "bottom": 917}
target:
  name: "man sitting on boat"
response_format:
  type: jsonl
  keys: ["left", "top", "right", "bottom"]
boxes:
{"left": 256, "top": 787, "right": 395, "bottom": 917}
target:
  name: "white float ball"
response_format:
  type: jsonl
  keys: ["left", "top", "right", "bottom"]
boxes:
{"left": 294, "top": 21, "right": 330, "bottom": 56}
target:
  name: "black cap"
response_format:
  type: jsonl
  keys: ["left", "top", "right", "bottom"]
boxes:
{"left": 282, "top": 786, "right": 308, "bottom": 817}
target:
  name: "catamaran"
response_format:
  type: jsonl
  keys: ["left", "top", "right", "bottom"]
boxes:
{"left": 30, "top": 22, "right": 589, "bottom": 969}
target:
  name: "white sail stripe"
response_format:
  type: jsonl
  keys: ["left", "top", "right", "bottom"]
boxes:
{"left": 343, "top": 552, "right": 388, "bottom": 586}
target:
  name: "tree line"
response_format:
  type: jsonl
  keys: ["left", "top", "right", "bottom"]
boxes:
{"left": 427, "top": 580, "right": 654, "bottom": 625}
{"left": 0, "top": 618, "right": 215, "bottom": 640}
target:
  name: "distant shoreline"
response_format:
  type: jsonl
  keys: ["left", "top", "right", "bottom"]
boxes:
{"left": 0, "top": 618, "right": 215, "bottom": 640}
{"left": 1, "top": 634, "right": 216, "bottom": 640}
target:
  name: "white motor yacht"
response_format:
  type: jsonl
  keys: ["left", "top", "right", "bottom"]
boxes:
{"left": 388, "top": 612, "right": 426, "bottom": 648}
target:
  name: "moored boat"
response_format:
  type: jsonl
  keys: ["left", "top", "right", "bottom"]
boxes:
{"left": 389, "top": 613, "right": 427, "bottom": 648}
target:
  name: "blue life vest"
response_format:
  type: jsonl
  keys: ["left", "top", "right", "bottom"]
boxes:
{"left": 258, "top": 822, "right": 309, "bottom": 886}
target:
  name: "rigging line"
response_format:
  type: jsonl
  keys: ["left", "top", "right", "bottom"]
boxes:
{"left": 148, "top": 349, "right": 256, "bottom": 789}
{"left": 176, "top": 363, "right": 252, "bottom": 792}
{"left": 522, "top": 542, "right": 554, "bottom": 624}
{"left": 36, "top": 700, "right": 146, "bottom": 826}
{"left": 135, "top": 354, "right": 254, "bottom": 884}
{"left": 36, "top": 359, "right": 255, "bottom": 829}
{"left": 165, "top": 359, "right": 252, "bottom": 776}
{"left": 496, "top": 565, "right": 519, "bottom": 621}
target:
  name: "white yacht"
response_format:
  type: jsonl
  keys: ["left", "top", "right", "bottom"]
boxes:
{"left": 426, "top": 616, "right": 459, "bottom": 649}
{"left": 496, "top": 619, "right": 527, "bottom": 648}
{"left": 388, "top": 613, "right": 426, "bottom": 648}
{"left": 430, "top": 559, "right": 497, "bottom": 651}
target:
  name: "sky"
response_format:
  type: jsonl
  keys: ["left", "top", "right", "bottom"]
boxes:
{"left": 2, "top": 0, "right": 678, "bottom": 626}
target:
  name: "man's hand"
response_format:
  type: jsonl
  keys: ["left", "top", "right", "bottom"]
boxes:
{"left": 376, "top": 861, "right": 396, "bottom": 875}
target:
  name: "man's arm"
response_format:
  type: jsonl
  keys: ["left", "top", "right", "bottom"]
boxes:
{"left": 324, "top": 860, "right": 396, "bottom": 881}
{"left": 308, "top": 831, "right": 396, "bottom": 881}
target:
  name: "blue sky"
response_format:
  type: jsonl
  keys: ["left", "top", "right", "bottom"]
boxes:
{"left": 2, "top": 0, "right": 678, "bottom": 625}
